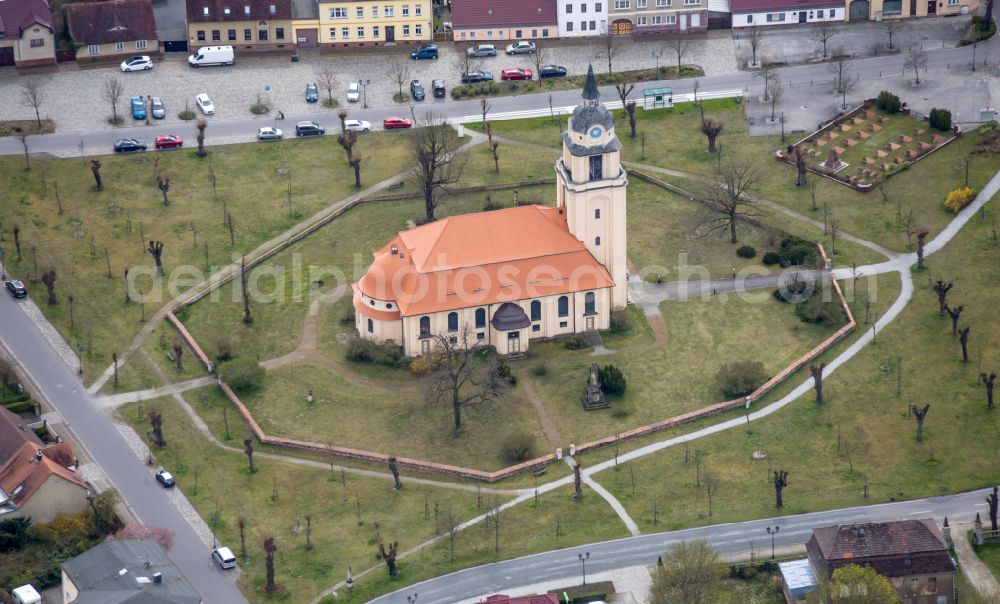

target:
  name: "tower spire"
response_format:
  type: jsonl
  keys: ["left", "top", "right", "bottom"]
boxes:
{"left": 582, "top": 64, "right": 600, "bottom": 107}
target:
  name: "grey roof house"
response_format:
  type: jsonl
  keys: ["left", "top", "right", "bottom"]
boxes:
{"left": 61, "top": 539, "right": 202, "bottom": 604}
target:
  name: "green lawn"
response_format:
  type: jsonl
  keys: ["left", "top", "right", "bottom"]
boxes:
{"left": 117, "top": 396, "right": 491, "bottom": 604}
{"left": 971, "top": 539, "right": 1000, "bottom": 586}
{"left": 0, "top": 133, "right": 412, "bottom": 380}
{"left": 597, "top": 198, "right": 1000, "bottom": 531}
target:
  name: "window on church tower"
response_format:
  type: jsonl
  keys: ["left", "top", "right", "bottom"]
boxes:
{"left": 588, "top": 155, "right": 602, "bottom": 181}
{"left": 448, "top": 312, "right": 459, "bottom": 332}
{"left": 531, "top": 300, "right": 542, "bottom": 321}
{"left": 475, "top": 308, "right": 486, "bottom": 328}
{"left": 558, "top": 296, "right": 569, "bottom": 317}
{"left": 595, "top": 236, "right": 601, "bottom": 246}
{"left": 595, "top": 208, "right": 601, "bottom": 219}
{"left": 367, "top": 318, "right": 374, "bottom": 333}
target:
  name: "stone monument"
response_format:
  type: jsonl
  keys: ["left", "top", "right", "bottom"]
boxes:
{"left": 581, "top": 362, "right": 610, "bottom": 410}
{"left": 821, "top": 148, "right": 848, "bottom": 173}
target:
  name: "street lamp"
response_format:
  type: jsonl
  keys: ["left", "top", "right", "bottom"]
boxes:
{"left": 766, "top": 525, "right": 780, "bottom": 559}
{"left": 362, "top": 79, "right": 371, "bottom": 109}
{"left": 651, "top": 48, "right": 664, "bottom": 79}
{"left": 577, "top": 551, "right": 590, "bottom": 585}
{"left": 972, "top": 41, "right": 978, "bottom": 72}
{"left": 744, "top": 396, "right": 752, "bottom": 432}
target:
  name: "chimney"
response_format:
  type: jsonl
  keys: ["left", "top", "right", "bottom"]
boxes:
{"left": 390, "top": 244, "right": 399, "bottom": 255}
{"left": 153, "top": 572, "right": 162, "bottom": 584}
{"left": 34, "top": 450, "right": 43, "bottom": 463}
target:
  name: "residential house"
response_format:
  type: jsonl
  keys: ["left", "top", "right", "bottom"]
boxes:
{"left": 62, "top": 539, "right": 202, "bottom": 604}
{"left": 848, "top": 0, "right": 977, "bottom": 21}
{"left": 731, "top": 0, "right": 844, "bottom": 27}
{"left": 354, "top": 67, "right": 627, "bottom": 357}
{"left": 451, "top": 0, "right": 557, "bottom": 42}
{"left": 315, "top": 0, "right": 432, "bottom": 47}
{"left": 186, "top": 0, "right": 293, "bottom": 51}
{"left": 0, "top": 407, "right": 89, "bottom": 524}
{"left": 556, "top": 0, "right": 608, "bottom": 37}
{"left": 66, "top": 0, "right": 159, "bottom": 63}
{"left": 806, "top": 519, "right": 956, "bottom": 604}
{"left": 607, "top": 0, "right": 708, "bottom": 36}
{"left": 0, "top": 0, "right": 55, "bottom": 67}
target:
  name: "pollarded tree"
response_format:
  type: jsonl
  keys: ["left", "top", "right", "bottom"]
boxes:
{"left": 794, "top": 145, "right": 808, "bottom": 187}
{"left": 41, "top": 269, "right": 57, "bottom": 306}
{"left": 425, "top": 326, "right": 513, "bottom": 436}
{"left": 91, "top": 159, "right": 103, "bottom": 190}
{"left": 916, "top": 229, "right": 929, "bottom": 269}
{"left": 410, "top": 114, "right": 466, "bottom": 223}
{"left": 156, "top": 175, "right": 170, "bottom": 207}
{"left": 773, "top": 469, "right": 788, "bottom": 508}
{"left": 911, "top": 403, "right": 930, "bottom": 441}
{"left": 982, "top": 372, "right": 996, "bottom": 410}
{"left": 243, "top": 438, "right": 256, "bottom": 473}
{"left": 700, "top": 156, "right": 763, "bottom": 244}
{"left": 149, "top": 409, "right": 165, "bottom": 447}
{"left": 378, "top": 540, "right": 399, "bottom": 577}
{"left": 811, "top": 363, "right": 827, "bottom": 404}
{"left": 958, "top": 326, "right": 970, "bottom": 362}
{"left": 147, "top": 241, "right": 165, "bottom": 276}
{"left": 195, "top": 120, "right": 207, "bottom": 157}
{"left": 262, "top": 536, "right": 278, "bottom": 594}
{"left": 988, "top": 486, "right": 999, "bottom": 532}
{"left": 700, "top": 115, "right": 723, "bottom": 153}
{"left": 615, "top": 83, "right": 637, "bottom": 138}
{"left": 649, "top": 540, "right": 725, "bottom": 604}
{"left": 944, "top": 303, "right": 963, "bottom": 336}
{"left": 932, "top": 280, "right": 953, "bottom": 317}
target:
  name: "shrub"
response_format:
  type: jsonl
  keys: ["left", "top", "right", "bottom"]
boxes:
{"left": 610, "top": 309, "right": 632, "bottom": 333}
{"left": 219, "top": 359, "right": 265, "bottom": 393}
{"left": 409, "top": 352, "right": 446, "bottom": 375}
{"left": 944, "top": 187, "right": 977, "bottom": 213}
{"left": 795, "top": 289, "right": 847, "bottom": 326}
{"left": 0, "top": 517, "right": 32, "bottom": 553}
{"left": 929, "top": 108, "right": 952, "bottom": 131}
{"left": 716, "top": 361, "right": 767, "bottom": 397}
{"left": 778, "top": 236, "right": 817, "bottom": 267}
{"left": 210, "top": 331, "right": 235, "bottom": 362}
{"left": 773, "top": 279, "right": 811, "bottom": 303}
{"left": 564, "top": 334, "right": 591, "bottom": 350}
{"left": 489, "top": 356, "right": 517, "bottom": 387}
{"left": 531, "top": 362, "right": 549, "bottom": 377}
{"left": 345, "top": 337, "right": 404, "bottom": 367}
{"left": 736, "top": 245, "right": 757, "bottom": 259}
{"left": 762, "top": 251, "right": 782, "bottom": 266}
{"left": 875, "top": 91, "right": 901, "bottom": 114}
{"left": 501, "top": 430, "right": 536, "bottom": 463}
{"left": 598, "top": 365, "right": 627, "bottom": 396}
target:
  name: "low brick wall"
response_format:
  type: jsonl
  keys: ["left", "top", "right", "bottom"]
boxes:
{"left": 365, "top": 178, "right": 555, "bottom": 203}
{"left": 165, "top": 311, "right": 214, "bottom": 373}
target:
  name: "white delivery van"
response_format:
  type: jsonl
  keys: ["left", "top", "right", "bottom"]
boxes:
{"left": 188, "top": 46, "right": 234, "bottom": 67}
{"left": 12, "top": 585, "right": 41, "bottom": 604}
{"left": 212, "top": 546, "right": 238, "bottom": 569}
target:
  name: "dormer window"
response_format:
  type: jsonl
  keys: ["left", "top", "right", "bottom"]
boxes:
{"left": 203, "top": 6, "right": 209, "bottom": 15}
{"left": 224, "top": 6, "right": 231, "bottom": 14}
{"left": 244, "top": 5, "right": 250, "bottom": 14}
{"left": 269, "top": 4, "right": 276, "bottom": 14}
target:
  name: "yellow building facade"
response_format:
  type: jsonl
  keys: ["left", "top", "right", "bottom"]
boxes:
{"left": 317, "top": 0, "right": 433, "bottom": 47}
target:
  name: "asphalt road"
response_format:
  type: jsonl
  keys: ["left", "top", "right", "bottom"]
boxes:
{"left": 0, "top": 291, "right": 248, "bottom": 604}
{"left": 372, "top": 487, "right": 991, "bottom": 604}
{"left": 0, "top": 33, "right": 993, "bottom": 157}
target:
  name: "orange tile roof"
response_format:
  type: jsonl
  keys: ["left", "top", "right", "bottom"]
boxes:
{"left": 0, "top": 442, "right": 89, "bottom": 508}
{"left": 357, "top": 205, "right": 614, "bottom": 316}
{"left": 352, "top": 286, "right": 402, "bottom": 321}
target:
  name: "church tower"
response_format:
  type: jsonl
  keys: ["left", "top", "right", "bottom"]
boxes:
{"left": 556, "top": 65, "right": 629, "bottom": 309}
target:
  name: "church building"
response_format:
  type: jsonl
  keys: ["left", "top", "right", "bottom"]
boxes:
{"left": 353, "top": 66, "right": 629, "bottom": 356}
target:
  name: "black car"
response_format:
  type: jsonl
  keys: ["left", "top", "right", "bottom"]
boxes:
{"left": 305, "top": 82, "right": 319, "bottom": 103}
{"left": 410, "top": 80, "right": 425, "bottom": 101}
{"left": 460, "top": 70, "right": 493, "bottom": 84}
{"left": 295, "top": 121, "right": 326, "bottom": 136}
{"left": 540, "top": 65, "right": 568, "bottom": 79}
{"left": 432, "top": 79, "right": 446, "bottom": 98}
{"left": 113, "top": 138, "right": 147, "bottom": 152}
{"left": 5, "top": 280, "right": 26, "bottom": 298}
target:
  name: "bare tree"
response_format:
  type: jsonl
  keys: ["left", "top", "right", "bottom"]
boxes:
{"left": 700, "top": 157, "right": 763, "bottom": 243}
{"left": 102, "top": 76, "right": 124, "bottom": 124}
{"left": 12, "top": 225, "right": 21, "bottom": 261}
{"left": 486, "top": 124, "right": 500, "bottom": 173}
{"left": 425, "top": 326, "right": 512, "bottom": 435}
{"left": 794, "top": 146, "right": 808, "bottom": 188}
{"left": 932, "top": 280, "right": 953, "bottom": 317}
{"left": 531, "top": 44, "right": 548, "bottom": 88}
{"left": 883, "top": 20, "right": 905, "bottom": 50}
{"left": 667, "top": 30, "right": 692, "bottom": 74}
{"left": 828, "top": 53, "right": 856, "bottom": 110}
{"left": 41, "top": 269, "right": 57, "bottom": 306}
{"left": 410, "top": 114, "right": 466, "bottom": 223}
{"left": 747, "top": 26, "right": 764, "bottom": 66}
{"left": 811, "top": 363, "right": 827, "bottom": 404}
{"left": 147, "top": 241, "right": 165, "bottom": 275}
{"left": 315, "top": 62, "right": 338, "bottom": 107}
{"left": 959, "top": 326, "right": 970, "bottom": 362}
{"left": 988, "top": 486, "right": 999, "bottom": 531}
{"left": 808, "top": 22, "right": 839, "bottom": 58}
{"left": 14, "top": 128, "right": 30, "bottom": 171}
{"left": 601, "top": 28, "right": 626, "bottom": 75}
{"left": 704, "top": 471, "right": 719, "bottom": 517}
{"left": 756, "top": 62, "right": 776, "bottom": 101}
{"left": 387, "top": 57, "right": 411, "bottom": 102}
{"left": 149, "top": 409, "right": 165, "bottom": 447}
{"left": 911, "top": 404, "right": 930, "bottom": 441}
{"left": 916, "top": 229, "right": 929, "bottom": 269}
{"left": 262, "top": 536, "right": 278, "bottom": 594}
{"left": 196, "top": 120, "right": 207, "bottom": 157}
{"left": 487, "top": 497, "right": 504, "bottom": 552}
{"left": 20, "top": 80, "right": 45, "bottom": 128}
{"left": 453, "top": 50, "right": 483, "bottom": 81}
{"left": 981, "top": 372, "right": 996, "bottom": 410}
{"left": 388, "top": 456, "right": 402, "bottom": 489}
{"left": 172, "top": 342, "right": 184, "bottom": 372}
{"left": 336, "top": 108, "right": 348, "bottom": 132}
{"left": 445, "top": 510, "right": 459, "bottom": 561}
{"left": 944, "top": 303, "right": 963, "bottom": 336}
{"left": 902, "top": 209, "right": 918, "bottom": 249}
{"left": 767, "top": 73, "right": 783, "bottom": 121}
{"left": 237, "top": 516, "right": 247, "bottom": 561}
{"left": 240, "top": 257, "right": 252, "bottom": 324}
{"left": 905, "top": 47, "right": 928, "bottom": 85}
{"left": 615, "top": 83, "right": 637, "bottom": 138}
{"left": 700, "top": 115, "right": 723, "bottom": 153}
{"left": 91, "top": 159, "right": 103, "bottom": 190}
{"left": 304, "top": 513, "right": 313, "bottom": 550}
{"left": 378, "top": 541, "right": 399, "bottom": 577}
{"left": 156, "top": 175, "right": 170, "bottom": 206}
{"left": 773, "top": 469, "right": 788, "bottom": 508}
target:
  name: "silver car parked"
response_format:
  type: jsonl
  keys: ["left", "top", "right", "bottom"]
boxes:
{"left": 150, "top": 97, "right": 166, "bottom": 119}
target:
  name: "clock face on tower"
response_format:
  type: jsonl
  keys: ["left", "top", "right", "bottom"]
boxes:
{"left": 588, "top": 126, "right": 603, "bottom": 139}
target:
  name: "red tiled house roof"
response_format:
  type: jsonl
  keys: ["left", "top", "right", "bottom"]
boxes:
{"left": 186, "top": 0, "right": 291, "bottom": 23}
{"left": 66, "top": 0, "right": 157, "bottom": 45}
{"left": 451, "top": 0, "right": 557, "bottom": 29}
{"left": 0, "top": 0, "right": 53, "bottom": 38}
{"left": 807, "top": 520, "right": 954, "bottom": 578}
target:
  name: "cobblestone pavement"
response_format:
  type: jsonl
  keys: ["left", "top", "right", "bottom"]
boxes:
{"left": 0, "top": 35, "right": 736, "bottom": 133}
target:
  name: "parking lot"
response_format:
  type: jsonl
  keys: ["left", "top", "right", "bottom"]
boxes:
{"left": 0, "top": 36, "right": 737, "bottom": 133}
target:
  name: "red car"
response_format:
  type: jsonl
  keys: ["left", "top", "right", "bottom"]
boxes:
{"left": 501, "top": 68, "right": 533, "bottom": 81}
{"left": 155, "top": 135, "right": 184, "bottom": 149}
{"left": 383, "top": 117, "right": 413, "bottom": 129}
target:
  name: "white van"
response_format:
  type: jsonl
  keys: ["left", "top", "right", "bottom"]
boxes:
{"left": 188, "top": 46, "right": 234, "bottom": 67}
{"left": 212, "top": 546, "right": 238, "bottom": 569}
{"left": 11, "top": 585, "right": 41, "bottom": 604}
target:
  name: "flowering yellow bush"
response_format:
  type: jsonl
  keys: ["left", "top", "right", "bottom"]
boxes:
{"left": 944, "top": 187, "right": 977, "bottom": 213}
{"left": 409, "top": 352, "right": 446, "bottom": 375}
